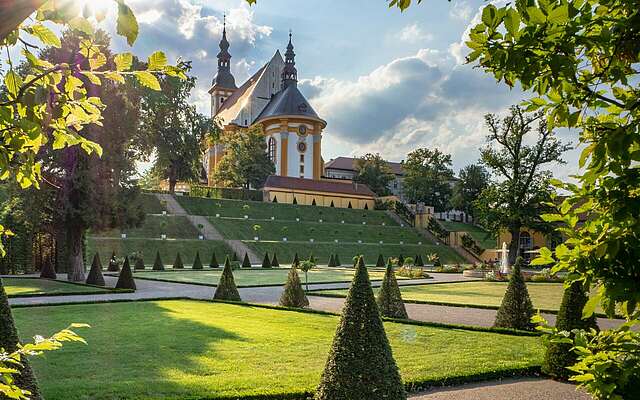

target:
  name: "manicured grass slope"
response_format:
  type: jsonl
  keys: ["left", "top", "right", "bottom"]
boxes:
{"left": 87, "top": 238, "right": 233, "bottom": 268}
{"left": 93, "top": 215, "right": 200, "bottom": 239}
{"left": 14, "top": 300, "right": 543, "bottom": 399}
{"left": 130, "top": 267, "right": 397, "bottom": 286}
{"left": 176, "top": 196, "right": 397, "bottom": 225}
{"left": 438, "top": 221, "right": 496, "bottom": 249}
{"left": 139, "top": 193, "right": 166, "bottom": 214}
{"left": 2, "top": 278, "right": 109, "bottom": 297}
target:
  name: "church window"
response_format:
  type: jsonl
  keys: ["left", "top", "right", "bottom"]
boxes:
{"left": 244, "top": 119, "right": 248, "bottom": 125}
{"left": 220, "top": 97, "right": 224, "bottom": 104}
{"left": 268, "top": 137, "right": 277, "bottom": 162}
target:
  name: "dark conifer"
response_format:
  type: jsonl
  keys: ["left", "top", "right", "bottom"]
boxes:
{"left": 376, "top": 254, "right": 385, "bottom": 268}
{"left": 377, "top": 264, "right": 408, "bottom": 319}
{"left": 328, "top": 254, "right": 336, "bottom": 268}
{"left": 262, "top": 252, "right": 271, "bottom": 268}
{"left": 192, "top": 251, "right": 203, "bottom": 270}
{"left": 334, "top": 254, "right": 341, "bottom": 267}
{"left": 173, "top": 252, "right": 184, "bottom": 269}
{"left": 494, "top": 257, "right": 535, "bottom": 331}
{"left": 279, "top": 267, "right": 309, "bottom": 308}
{"left": 415, "top": 254, "right": 424, "bottom": 267}
{"left": 315, "top": 261, "right": 405, "bottom": 400}
{"left": 39, "top": 259, "right": 56, "bottom": 279}
{"left": 107, "top": 250, "right": 120, "bottom": 272}
{"left": 542, "top": 281, "right": 599, "bottom": 379}
{"left": 0, "top": 278, "right": 42, "bottom": 399}
{"left": 152, "top": 250, "right": 164, "bottom": 271}
{"left": 134, "top": 256, "right": 145, "bottom": 270}
{"left": 292, "top": 252, "right": 300, "bottom": 267}
{"left": 86, "top": 253, "right": 105, "bottom": 286}
{"left": 398, "top": 254, "right": 405, "bottom": 267}
{"left": 242, "top": 252, "right": 252, "bottom": 268}
{"left": 115, "top": 256, "right": 136, "bottom": 290}
{"left": 271, "top": 252, "right": 280, "bottom": 267}
{"left": 357, "top": 255, "right": 365, "bottom": 268}
{"left": 213, "top": 257, "right": 241, "bottom": 301}
{"left": 209, "top": 252, "right": 219, "bottom": 268}
{"left": 232, "top": 252, "right": 239, "bottom": 262}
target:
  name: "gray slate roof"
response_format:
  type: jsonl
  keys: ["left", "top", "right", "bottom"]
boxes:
{"left": 255, "top": 84, "right": 320, "bottom": 122}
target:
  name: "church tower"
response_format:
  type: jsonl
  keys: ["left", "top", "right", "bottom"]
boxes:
{"left": 281, "top": 32, "right": 297, "bottom": 88}
{"left": 209, "top": 16, "right": 237, "bottom": 117}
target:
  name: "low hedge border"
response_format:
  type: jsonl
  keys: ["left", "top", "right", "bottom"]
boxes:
{"left": 2, "top": 276, "right": 135, "bottom": 298}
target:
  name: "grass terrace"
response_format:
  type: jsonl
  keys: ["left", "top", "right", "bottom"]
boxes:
{"left": 438, "top": 221, "right": 496, "bottom": 249}
{"left": 14, "top": 300, "right": 543, "bottom": 399}
{"left": 93, "top": 215, "right": 200, "bottom": 239}
{"left": 176, "top": 196, "right": 398, "bottom": 225}
{"left": 139, "top": 193, "right": 166, "bottom": 214}
{"left": 2, "top": 277, "right": 110, "bottom": 297}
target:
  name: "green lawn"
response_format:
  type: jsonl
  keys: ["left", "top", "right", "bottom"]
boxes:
{"left": 2, "top": 278, "right": 109, "bottom": 297}
{"left": 93, "top": 215, "right": 200, "bottom": 239}
{"left": 210, "top": 217, "right": 428, "bottom": 244}
{"left": 312, "top": 281, "right": 572, "bottom": 312}
{"left": 129, "top": 267, "right": 400, "bottom": 286}
{"left": 14, "top": 300, "right": 543, "bottom": 399}
{"left": 176, "top": 196, "right": 398, "bottom": 226}
{"left": 438, "top": 221, "right": 496, "bottom": 249}
{"left": 139, "top": 193, "right": 165, "bottom": 214}
{"left": 87, "top": 238, "right": 233, "bottom": 267}
{"left": 248, "top": 241, "right": 465, "bottom": 265}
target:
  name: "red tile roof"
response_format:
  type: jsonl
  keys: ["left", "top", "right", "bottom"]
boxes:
{"left": 324, "top": 156, "right": 404, "bottom": 176}
{"left": 264, "top": 175, "right": 376, "bottom": 197}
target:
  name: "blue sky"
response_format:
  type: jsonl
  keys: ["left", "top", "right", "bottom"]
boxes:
{"left": 98, "top": 0, "right": 580, "bottom": 178}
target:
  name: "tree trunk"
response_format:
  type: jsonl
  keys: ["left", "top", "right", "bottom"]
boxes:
{"left": 66, "top": 226, "right": 85, "bottom": 282}
{"left": 508, "top": 226, "right": 521, "bottom": 265}
{"left": 168, "top": 162, "right": 177, "bottom": 194}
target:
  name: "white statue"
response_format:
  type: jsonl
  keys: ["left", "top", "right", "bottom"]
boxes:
{"left": 500, "top": 242, "right": 510, "bottom": 274}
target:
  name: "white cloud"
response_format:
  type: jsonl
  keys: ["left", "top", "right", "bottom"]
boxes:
{"left": 449, "top": 1, "right": 473, "bottom": 21}
{"left": 137, "top": 9, "right": 164, "bottom": 24}
{"left": 398, "top": 23, "right": 434, "bottom": 43}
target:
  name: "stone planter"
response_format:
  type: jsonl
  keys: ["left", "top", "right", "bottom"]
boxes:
{"left": 400, "top": 241, "right": 404, "bottom": 245}
{"left": 161, "top": 234, "right": 167, "bottom": 240}
{"left": 334, "top": 239, "right": 339, "bottom": 243}
{"left": 254, "top": 236, "right": 259, "bottom": 241}
{"left": 244, "top": 215, "right": 249, "bottom": 219}
{"left": 463, "top": 270, "right": 487, "bottom": 278}
{"left": 215, "top": 213, "right": 220, "bottom": 218}
{"left": 358, "top": 240, "right": 362, "bottom": 244}
{"left": 296, "top": 218, "right": 300, "bottom": 222}
{"left": 362, "top": 221, "right": 366, "bottom": 225}
{"left": 418, "top": 241, "right": 422, "bottom": 245}
{"left": 271, "top": 216, "right": 275, "bottom": 220}
{"left": 318, "top": 219, "right": 323, "bottom": 223}
{"left": 382, "top": 222, "right": 385, "bottom": 226}
{"left": 379, "top": 240, "right": 383, "bottom": 244}
{"left": 282, "top": 237, "right": 287, "bottom": 242}
{"left": 198, "top": 234, "right": 204, "bottom": 240}
{"left": 309, "top": 238, "right": 314, "bottom": 243}
{"left": 121, "top": 233, "right": 127, "bottom": 239}
{"left": 162, "top": 211, "right": 167, "bottom": 215}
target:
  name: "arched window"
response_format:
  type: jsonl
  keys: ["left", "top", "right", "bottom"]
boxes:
{"left": 268, "top": 137, "right": 276, "bottom": 162}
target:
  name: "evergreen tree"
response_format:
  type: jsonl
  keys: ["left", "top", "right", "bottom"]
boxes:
{"left": 134, "top": 256, "right": 145, "bottom": 270}
{"left": 334, "top": 254, "right": 341, "bottom": 267}
{"left": 271, "top": 252, "right": 279, "bottom": 267}
{"left": 0, "top": 278, "right": 42, "bottom": 399}
{"left": 242, "top": 252, "right": 252, "bottom": 268}
{"left": 279, "top": 267, "right": 309, "bottom": 308}
{"left": 173, "top": 252, "right": 184, "bottom": 269}
{"left": 261, "top": 252, "right": 271, "bottom": 268}
{"left": 376, "top": 254, "right": 385, "bottom": 268}
{"left": 377, "top": 264, "right": 408, "bottom": 319}
{"left": 415, "top": 254, "right": 424, "bottom": 267}
{"left": 315, "top": 262, "right": 405, "bottom": 400}
{"left": 398, "top": 254, "right": 405, "bottom": 267}
{"left": 115, "top": 256, "right": 136, "bottom": 290}
{"left": 152, "top": 250, "right": 164, "bottom": 271}
{"left": 86, "top": 253, "right": 105, "bottom": 286}
{"left": 107, "top": 250, "right": 120, "bottom": 272}
{"left": 494, "top": 257, "right": 535, "bottom": 331}
{"left": 209, "top": 252, "right": 219, "bottom": 268}
{"left": 39, "top": 259, "right": 56, "bottom": 279}
{"left": 357, "top": 255, "right": 365, "bottom": 268}
{"left": 232, "top": 252, "right": 239, "bottom": 262}
{"left": 542, "top": 281, "right": 599, "bottom": 379}
{"left": 213, "top": 257, "right": 241, "bottom": 301}
{"left": 328, "top": 254, "right": 336, "bottom": 268}
{"left": 292, "top": 252, "right": 300, "bottom": 267}
{"left": 192, "top": 251, "right": 203, "bottom": 270}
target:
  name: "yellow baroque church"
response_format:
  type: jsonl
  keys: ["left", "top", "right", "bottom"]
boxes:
{"left": 204, "top": 26, "right": 375, "bottom": 210}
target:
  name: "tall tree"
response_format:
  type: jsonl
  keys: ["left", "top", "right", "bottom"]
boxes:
{"left": 353, "top": 153, "right": 395, "bottom": 196}
{"left": 449, "top": 164, "right": 490, "bottom": 219}
{"left": 139, "top": 61, "right": 213, "bottom": 193}
{"left": 403, "top": 148, "right": 454, "bottom": 211}
{"left": 213, "top": 125, "right": 275, "bottom": 189}
{"left": 476, "top": 106, "right": 570, "bottom": 264}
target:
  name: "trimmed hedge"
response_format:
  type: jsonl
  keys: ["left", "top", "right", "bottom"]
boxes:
{"left": 242, "top": 252, "right": 252, "bottom": 268}
{"left": 376, "top": 254, "right": 385, "bottom": 268}
{"left": 209, "top": 252, "right": 219, "bottom": 268}
{"left": 494, "top": 257, "right": 535, "bottom": 331}
{"left": 271, "top": 252, "right": 279, "bottom": 267}
{"left": 86, "top": 253, "right": 105, "bottom": 286}
{"left": 173, "top": 252, "right": 184, "bottom": 269}
{"left": 377, "top": 264, "right": 408, "bottom": 319}
{"left": 213, "top": 258, "right": 241, "bottom": 301}
{"left": 192, "top": 251, "right": 203, "bottom": 270}
{"left": 134, "top": 256, "right": 145, "bottom": 270}
{"left": 262, "top": 253, "right": 271, "bottom": 268}
{"left": 115, "top": 257, "right": 136, "bottom": 290}
{"left": 279, "top": 267, "right": 308, "bottom": 308}
{"left": 153, "top": 250, "right": 164, "bottom": 271}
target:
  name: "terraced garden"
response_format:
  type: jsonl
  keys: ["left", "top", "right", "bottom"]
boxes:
{"left": 439, "top": 221, "right": 496, "bottom": 249}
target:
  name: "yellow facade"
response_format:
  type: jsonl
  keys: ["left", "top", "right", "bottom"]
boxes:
{"left": 264, "top": 188, "right": 375, "bottom": 210}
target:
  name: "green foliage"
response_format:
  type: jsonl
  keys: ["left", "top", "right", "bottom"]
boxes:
{"left": 213, "top": 258, "right": 241, "bottom": 301}
{"left": 494, "top": 258, "right": 534, "bottom": 331}
{"left": 86, "top": 254, "right": 105, "bottom": 286}
{"left": 403, "top": 148, "right": 455, "bottom": 212}
{"left": 315, "top": 262, "right": 406, "bottom": 400}
{"left": 328, "top": 254, "right": 336, "bottom": 268}
{"left": 298, "top": 258, "right": 316, "bottom": 292}
{"left": 189, "top": 185, "right": 263, "bottom": 202}
{"left": 115, "top": 256, "right": 136, "bottom": 290}
{"left": 449, "top": 164, "right": 490, "bottom": 218}
{"left": 334, "top": 254, "right": 341, "bottom": 267}
{"left": 279, "top": 267, "right": 309, "bottom": 308}
{"left": 173, "top": 252, "right": 184, "bottom": 269}
{"left": 353, "top": 153, "right": 395, "bottom": 196}
{"left": 414, "top": 254, "right": 424, "bottom": 267}
{"left": 107, "top": 251, "right": 120, "bottom": 272}
{"left": 242, "top": 252, "right": 251, "bottom": 268}
{"left": 152, "top": 250, "right": 164, "bottom": 271}
{"left": 209, "top": 252, "right": 219, "bottom": 268}
{"left": 261, "top": 253, "right": 271, "bottom": 268}
{"left": 292, "top": 252, "right": 300, "bottom": 268}
{"left": 192, "top": 251, "right": 203, "bottom": 270}
{"left": 133, "top": 255, "right": 145, "bottom": 270}
{"left": 377, "top": 264, "right": 408, "bottom": 319}
{"left": 270, "top": 252, "right": 279, "bottom": 267}
{"left": 398, "top": 254, "right": 405, "bottom": 267}
{"left": 376, "top": 254, "right": 385, "bottom": 268}
{"left": 39, "top": 259, "right": 56, "bottom": 280}
{"left": 542, "top": 281, "right": 598, "bottom": 379}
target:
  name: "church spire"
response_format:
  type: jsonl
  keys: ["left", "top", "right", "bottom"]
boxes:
{"left": 281, "top": 30, "right": 297, "bottom": 89}
{"left": 213, "top": 14, "right": 237, "bottom": 89}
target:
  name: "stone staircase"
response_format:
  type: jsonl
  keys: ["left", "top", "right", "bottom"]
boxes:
{"left": 155, "top": 193, "right": 260, "bottom": 264}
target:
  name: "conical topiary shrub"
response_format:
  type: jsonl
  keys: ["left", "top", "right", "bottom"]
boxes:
{"left": 292, "top": 252, "right": 300, "bottom": 267}
{"left": 0, "top": 278, "right": 42, "bottom": 399}
{"left": 376, "top": 254, "right": 385, "bottom": 268}
{"left": 328, "top": 254, "right": 336, "bottom": 268}
{"left": 262, "top": 253, "right": 271, "bottom": 268}
{"left": 415, "top": 254, "right": 424, "bottom": 267}
{"left": 377, "top": 264, "right": 408, "bottom": 319}
{"left": 115, "top": 256, "right": 136, "bottom": 290}
{"left": 315, "top": 261, "right": 406, "bottom": 400}
{"left": 357, "top": 255, "right": 365, "bottom": 268}
{"left": 542, "top": 281, "right": 599, "bottom": 379}
{"left": 494, "top": 257, "right": 535, "bottom": 331}
{"left": 232, "top": 252, "right": 239, "bottom": 262}
{"left": 107, "top": 250, "right": 120, "bottom": 272}
{"left": 279, "top": 267, "right": 309, "bottom": 308}
{"left": 134, "top": 256, "right": 145, "bottom": 270}
{"left": 213, "top": 257, "right": 241, "bottom": 301}
{"left": 209, "top": 252, "right": 219, "bottom": 268}
{"left": 86, "top": 253, "right": 105, "bottom": 286}
{"left": 173, "top": 252, "right": 184, "bottom": 269}
{"left": 152, "top": 251, "right": 164, "bottom": 271}
{"left": 334, "top": 254, "right": 341, "bottom": 267}
{"left": 398, "top": 254, "right": 405, "bottom": 267}
{"left": 192, "top": 251, "right": 203, "bottom": 270}
{"left": 242, "top": 252, "right": 252, "bottom": 268}
{"left": 40, "top": 259, "right": 56, "bottom": 279}
{"left": 271, "top": 252, "right": 279, "bottom": 267}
